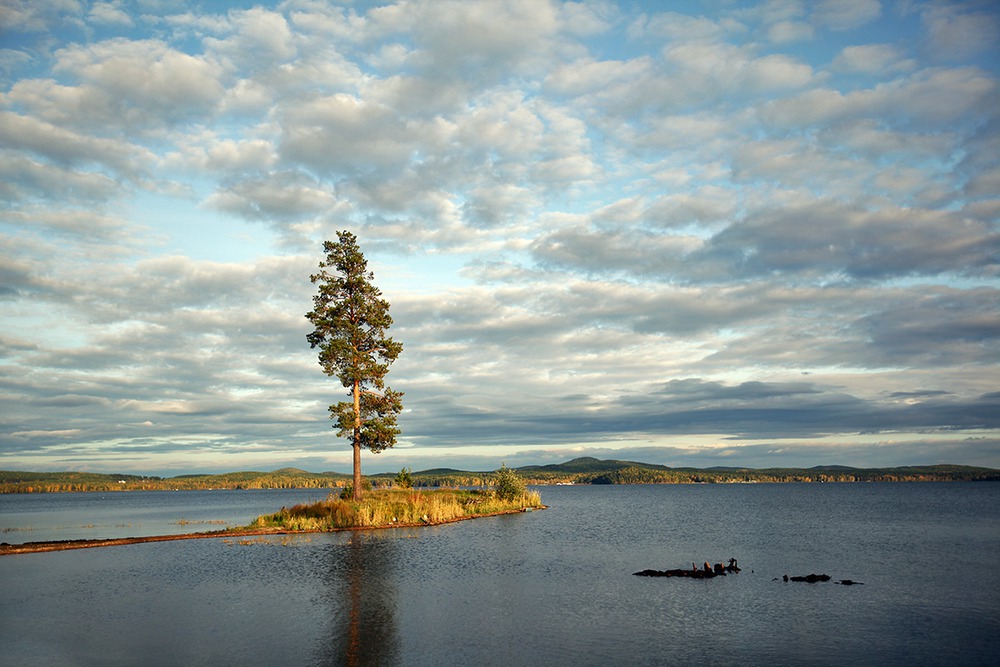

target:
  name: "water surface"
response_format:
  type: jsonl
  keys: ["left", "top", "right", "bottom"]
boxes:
{"left": 2, "top": 483, "right": 998, "bottom": 666}
{"left": 0, "top": 488, "right": 332, "bottom": 543}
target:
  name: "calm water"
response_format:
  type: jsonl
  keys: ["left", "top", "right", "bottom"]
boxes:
{"left": 1, "top": 483, "right": 998, "bottom": 666}
{"left": 0, "top": 488, "right": 335, "bottom": 543}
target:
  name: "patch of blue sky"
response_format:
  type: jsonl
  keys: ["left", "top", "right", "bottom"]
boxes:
{"left": 372, "top": 250, "right": 477, "bottom": 297}
{"left": 132, "top": 190, "right": 278, "bottom": 262}
{"left": 882, "top": 274, "right": 1000, "bottom": 290}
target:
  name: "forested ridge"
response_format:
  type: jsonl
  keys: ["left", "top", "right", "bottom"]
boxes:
{"left": 2, "top": 457, "right": 997, "bottom": 493}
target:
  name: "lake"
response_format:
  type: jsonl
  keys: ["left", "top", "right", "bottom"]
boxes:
{"left": 2, "top": 483, "right": 998, "bottom": 666}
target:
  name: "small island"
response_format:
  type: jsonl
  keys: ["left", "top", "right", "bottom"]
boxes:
{"left": 253, "top": 465, "right": 543, "bottom": 532}
{"left": 253, "top": 485, "right": 543, "bottom": 532}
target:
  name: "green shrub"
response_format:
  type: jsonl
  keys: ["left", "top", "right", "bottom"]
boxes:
{"left": 394, "top": 467, "right": 413, "bottom": 488}
{"left": 494, "top": 463, "right": 526, "bottom": 501}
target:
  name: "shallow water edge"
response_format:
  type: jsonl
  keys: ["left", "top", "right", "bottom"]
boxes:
{"left": 0, "top": 505, "right": 545, "bottom": 555}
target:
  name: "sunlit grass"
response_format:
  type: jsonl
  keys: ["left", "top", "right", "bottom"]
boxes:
{"left": 251, "top": 487, "right": 543, "bottom": 531}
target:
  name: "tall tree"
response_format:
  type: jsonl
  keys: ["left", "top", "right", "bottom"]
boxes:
{"left": 306, "top": 231, "right": 403, "bottom": 500}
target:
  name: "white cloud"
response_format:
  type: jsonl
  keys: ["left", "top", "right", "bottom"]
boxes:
{"left": 768, "top": 20, "right": 814, "bottom": 43}
{"left": 204, "top": 171, "right": 337, "bottom": 222}
{"left": 0, "top": 152, "right": 119, "bottom": 201}
{"left": 89, "top": 2, "right": 133, "bottom": 27}
{"left": 923, "top": 4, "right": 1000, "bottom": 61}
{"left": 832, "top": 44, "right": 913, "bottom": 74}
{"left": 204, "top": 7, "right": 297, "bottom": 68}
{"left": 279, "top": 93, "right": 425, "bottom": 173}
{"left": 761, "top": 67, "right": 997, "bottom": 128}
{"left": 744, "top": 53, "right": 815, "bottom": 90}
{"left": 0, "top": 0, "right": 85, "bottom": 33}
{"left": 545, "top": 57, "right": 652, "bottom": 97}
{"left": 0, "top": 110, "right": 152, "bottom": 176}
{"left": 5, "top": 39, "right": 226, "bottom": 130}
{"left": 813, "top": 0, "right": 881, "bottom": 31}
{"left": 167, "top": 134, "right": 277, "bottom": 173}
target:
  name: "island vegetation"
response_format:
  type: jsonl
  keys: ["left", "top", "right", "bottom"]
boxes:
{"left": 0, "top": 465, "right": 542, "bottom": 555}
{"left": 2, "top": 457, "right": 997, "bottom": 494}
{"left": 253, "top": 465, "right": 541, "bottom": 531}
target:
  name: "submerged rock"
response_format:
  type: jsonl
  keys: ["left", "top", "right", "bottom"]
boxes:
{"left": 784, "top": 573, "right": 831, "bottom": 583}
{"left": 634, "top": 559, "right": 741, "bottom": 579}
{"left": 634, "top": 568, "right": 720, "bottom": 578}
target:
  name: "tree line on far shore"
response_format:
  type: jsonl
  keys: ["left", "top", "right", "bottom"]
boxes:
{"left": 2, "top": 459, "right": 997, "bottom": 493}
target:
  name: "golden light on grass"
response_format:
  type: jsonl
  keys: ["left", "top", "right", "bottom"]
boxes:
{"left": 252, "top": 487, "right": 543, "bottom": 531}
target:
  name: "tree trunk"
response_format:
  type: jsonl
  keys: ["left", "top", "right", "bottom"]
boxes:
{"left": 353, "top": 378, "right": 362, "bottom": 500}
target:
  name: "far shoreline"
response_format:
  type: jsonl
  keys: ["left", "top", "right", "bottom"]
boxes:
{"left": 0, "top": 505, "right": 546, "bottom": 556}
{"left": 4, "top": 459, "right": 998, "bottom": 494}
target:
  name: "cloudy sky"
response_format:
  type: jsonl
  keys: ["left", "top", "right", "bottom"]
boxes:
{"left": 2, "top": 0, "right": 998, "bottom": 476}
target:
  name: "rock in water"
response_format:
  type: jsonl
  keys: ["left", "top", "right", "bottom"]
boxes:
{"left": 787, "top": 573, "right": 831, "bottom": 583}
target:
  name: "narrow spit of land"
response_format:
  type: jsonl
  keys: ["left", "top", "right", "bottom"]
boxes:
{"left": 0, "top": 488, "right": 545, "bottom": 556}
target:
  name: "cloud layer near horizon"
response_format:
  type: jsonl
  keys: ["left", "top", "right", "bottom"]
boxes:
{"left": 2, "top": 0, "right": 999, "bottom": 475}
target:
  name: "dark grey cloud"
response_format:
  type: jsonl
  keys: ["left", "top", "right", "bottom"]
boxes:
{"left": 695, "top": 203, "right": 1000, "bottom": 281}
{"left": 390, "top": 377, "right": 1000, "bottom": 448}
{"left": 856, "top": 287, "right": 1000, "bottom": 366}
{"left": 553, "top": 436, "right": 1000, "bottom": 471}
{"left": 0, "top": 154, "right": 120, "bottom": 202}
{"left": 532, "top": 200, "right": 1000, "bottom": 284}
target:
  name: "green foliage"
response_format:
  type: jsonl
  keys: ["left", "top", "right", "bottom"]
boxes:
{"left": 394, "top": 467, "right": 413, "bottom": 488}
{"left": 305, "top": 231, "right": 404, "bottom": 498}
{"left": 493, "top": 463, "right": 527, "bottom": 501}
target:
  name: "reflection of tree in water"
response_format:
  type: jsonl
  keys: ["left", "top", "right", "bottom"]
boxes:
{"left": 319, "top": 533, "right": 400, "bottom": 666}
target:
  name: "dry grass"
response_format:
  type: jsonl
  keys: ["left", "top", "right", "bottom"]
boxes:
{"left": 251, "top": 487, "right": 543, "bottom": 531}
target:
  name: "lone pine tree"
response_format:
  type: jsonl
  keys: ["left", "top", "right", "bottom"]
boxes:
{"left": 306, "top": 231, "right": 403, "bottom": 500}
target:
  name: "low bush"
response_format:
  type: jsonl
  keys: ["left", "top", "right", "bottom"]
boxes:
{"left": 493, "top": 463, "right": 527, "bottom": 500}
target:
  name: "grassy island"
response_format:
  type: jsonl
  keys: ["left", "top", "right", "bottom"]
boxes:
{"left": 251, "top": 487, "right": 544, "bottom": 531}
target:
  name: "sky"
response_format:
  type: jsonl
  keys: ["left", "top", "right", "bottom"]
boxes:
{"left": 1, "top": 0, "right": 998, "bottom": 476}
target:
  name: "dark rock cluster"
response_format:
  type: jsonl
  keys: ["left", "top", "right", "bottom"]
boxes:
{"left": 633, "top": 559, "right": 865, "bottom": 586}
{"left": 634, "top": 558, "right": 741, "bottom": 578}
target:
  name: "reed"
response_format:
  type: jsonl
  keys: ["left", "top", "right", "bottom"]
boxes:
{"left": 252, "top": 487, "right": 543, "bottom": 531}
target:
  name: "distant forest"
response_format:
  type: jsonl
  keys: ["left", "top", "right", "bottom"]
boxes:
{"left": 2, "top": 457, "right": 998, "bottom": 493}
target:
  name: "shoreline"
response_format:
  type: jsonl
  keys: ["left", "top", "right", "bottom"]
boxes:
{"left": 0, "top": 505, "right": 546, "bottom": 556}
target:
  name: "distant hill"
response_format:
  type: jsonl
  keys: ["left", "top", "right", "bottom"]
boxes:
{"left": 516, "top": 456, "right": 671, "bottom": 474}
{"left": 512, "top": 459, "right": 1000, "bottom": 485}
{"left": 2, "top": 458, "right": 998, "bottom": 493}
{"left": 0, "top": 469, "right": 350, "bottom": 493}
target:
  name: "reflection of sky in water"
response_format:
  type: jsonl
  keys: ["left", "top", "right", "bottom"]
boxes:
{"left": 0, "top": 489, "right": 332, "bottom": 543}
